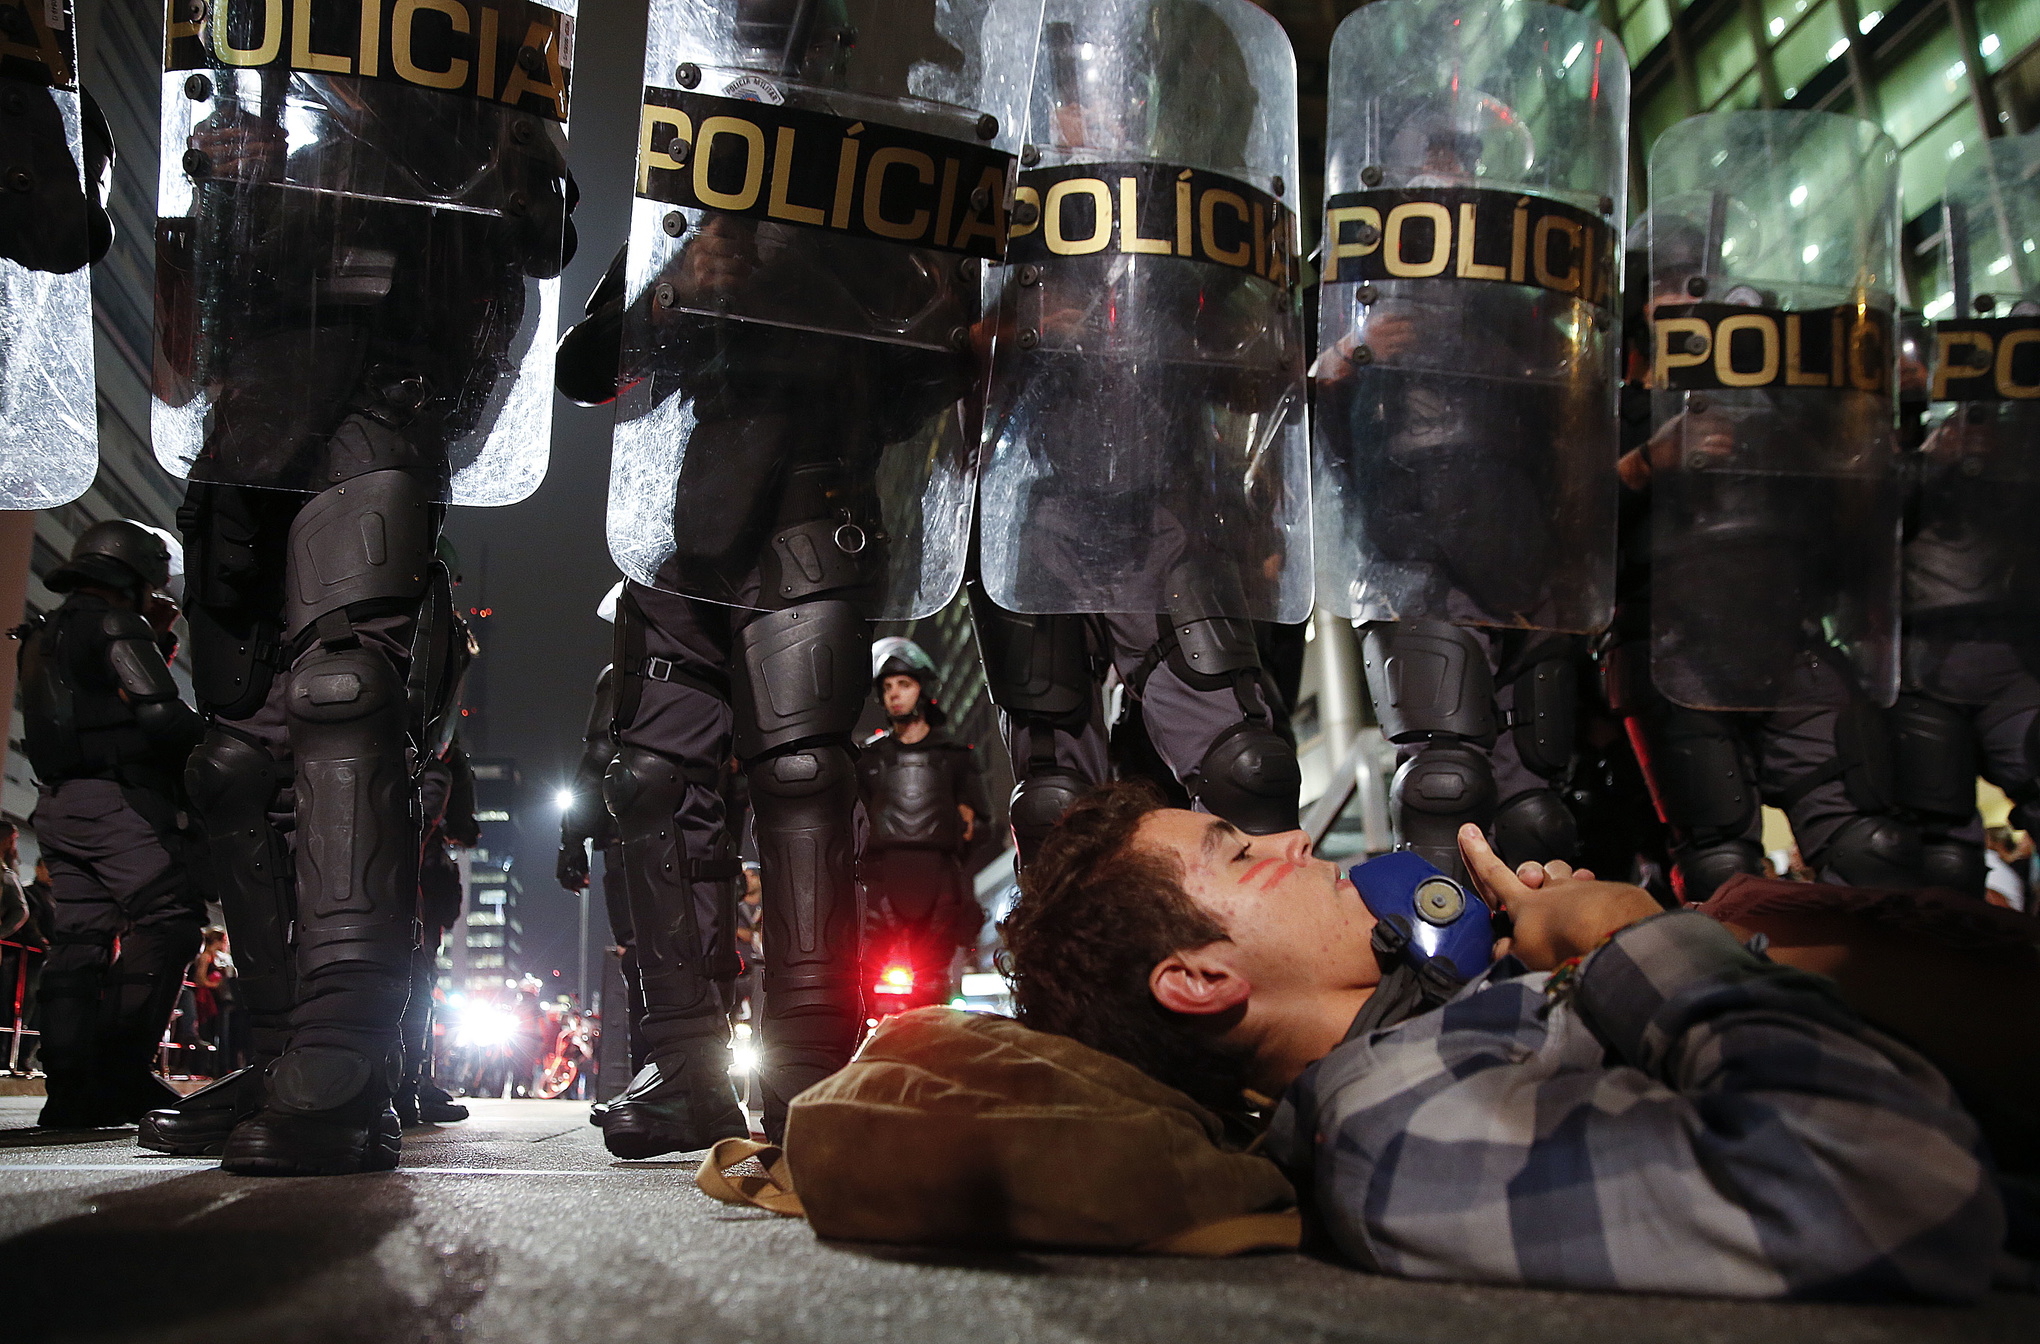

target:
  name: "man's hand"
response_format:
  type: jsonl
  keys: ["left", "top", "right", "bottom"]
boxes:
{"left": 671, "top": 215, "right": 759, "bottom": 302}
{"left": 957, "top": 803, "right": 976, "bottom": 844}
{"left": 556, "top": 840, "right": 590, "bottom": 893}
{"left": 1458, "top": 825, "right": 1663, "bottom": 971}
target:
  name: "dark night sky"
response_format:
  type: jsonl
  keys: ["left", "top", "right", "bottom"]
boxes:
{"left": 443, "top": 0, "right": 652, "bottom": 997}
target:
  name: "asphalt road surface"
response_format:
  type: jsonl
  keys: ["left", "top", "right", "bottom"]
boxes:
{"left": 2, "top": 1097, "right": 2036, "bottom": 1343}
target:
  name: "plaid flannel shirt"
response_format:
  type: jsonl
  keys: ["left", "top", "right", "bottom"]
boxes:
{"left": 1264, "top": 910, "right": 2004, "bottom": 1301}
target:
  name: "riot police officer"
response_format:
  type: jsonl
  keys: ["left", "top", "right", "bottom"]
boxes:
{"left": 1604, "top": 113, "right": 1921, "bottom": 900}
{"left": 858, "top": 639, "right": 987, "bottom": 1005}
{"left": 567, "top": 0, "right": 1039, "bottom": 1145}
{"left": 1311, "top": 0, "right": 1626, "bottom": 882}
{"left": 398, "top": 733, "right": 477, "bottom": 1126}
{"left": 1891, "top": 132, "right": 2040, "bottom": 893}
{"left": 555, "top": 582, "right": 651, "bottom": 1106}
{"left": 970, "top": 0, "right": 1309, "bottom": 865}
{"left": 17, "top": 522, "right": 205, "bottom": 1127}
{"left": 136, "top": 1, "right": 577, "bottom": 1173}
{"left": 0, "top": 0, "right": 110, "bottom": 510}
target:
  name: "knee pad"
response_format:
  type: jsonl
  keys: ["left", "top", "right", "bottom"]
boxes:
{"left": 1649, "top": 709, "right": 1757, "bottom": 840}
{"left": 282, "top": 471, "right": 435, "bottom": 641}
{"left": 730, "top": 601, "right": 869, "bottom": 760}
{"left": 1491, "top": 788, "right": 1580, "bottom": 868}
{"left": 1813, "top": 814, "right": 1925, "bottom": 889}
{"left": 603, "top": 745, "right": 733, "bottom": 993}
{"left": 1190, "top": 722, "right": 1301, "bottom": 834}
{"left": 1889, "top": 694, "right": 1979, "bottom": 819}
{"left": 286, "top": 643, "right": 416, "bottom": 980}
{"left": 1502, "top": 650, "right": 1577, "bottom": 780}
{"left": 1361, "top": 620, "right": 1497, "bottom": 746}
{"left": 1919, "top": 838, "right": 1987, "bottom": 897}
{"left": 965, "top": 586, "right": 1094, "bottom": 730}
{"left": 1674, "top": 838, "right": 1767, "bottom": 904}
{"left": 1008, "top": 766, "right": 1091, "bottom": 869}
{"left": 1391, "top": 741, "right": 1497, "bottom": 875}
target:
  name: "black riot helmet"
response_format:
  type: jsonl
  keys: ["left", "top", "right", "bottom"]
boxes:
{"left": 871, "top": 636, "right": 945, "bottom": 727}
{"left": 46, "top": 519, "right": 176, "bottom": 601}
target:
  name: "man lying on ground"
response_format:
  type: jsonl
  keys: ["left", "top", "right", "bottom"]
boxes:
{"left": 1002, "top": 782, "right": 2005, "bottom": 1301}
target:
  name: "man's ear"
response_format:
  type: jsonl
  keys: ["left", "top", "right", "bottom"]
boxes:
{"left": 1150, "top": 946, "right": 1251, "bottom": 1017}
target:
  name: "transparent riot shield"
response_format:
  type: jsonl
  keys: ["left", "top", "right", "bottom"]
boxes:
{"left": 971, "top": 0, "right": 1307, "bottom": 621}
{"left": 1904, "top": 131, "right": 2040, "bottom": 694}
{"left": 151, "top": 0, "right": 576, "bottom": 505}
{"left": 1312, "top": 0, "right": 1626, "bottom": 632}
{"left": 0, "top": 0, "right": 96, "bottom": 509}
{"left": 607, "top": 0, "right": 1042, "bottom": 619}
{"left": 1647, "top": 111, "right": 1901, "bottom": 711}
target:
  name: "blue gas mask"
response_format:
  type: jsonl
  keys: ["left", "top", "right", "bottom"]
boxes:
{"left": 1349, "top": 851, "right": 1497, "bottom": 983}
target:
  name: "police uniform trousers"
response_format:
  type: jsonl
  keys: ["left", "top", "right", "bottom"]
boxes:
{"left": 31, "top": 779, "right": 203, "bottom": 1084}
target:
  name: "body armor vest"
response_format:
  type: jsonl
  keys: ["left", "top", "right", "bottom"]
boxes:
{"left": 859, "top": 732, "right": 968, "bottom": 852}
{"left": 18, "top": 597, "right": 151, "bottom": 785}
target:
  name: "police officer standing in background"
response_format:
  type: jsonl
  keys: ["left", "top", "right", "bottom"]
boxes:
{"left": 858, "top": 640, "right": 988, "bottom": 1006}
{"left": 17, "top": 523, "right": 205, "bottom": 1128}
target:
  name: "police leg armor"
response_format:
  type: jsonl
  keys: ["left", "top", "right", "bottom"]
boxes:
{"left": 1636, "top": 707, "right": 1767, "bottom": 902}
{"left": 1363, "top": 621, "right": 1499, "bottom": 882}
{"left": 142, "top": 728, "right": 300, "bottom": 1154}
{"left": 735, "top": 600, "right": 870, "bottom": 1141}
{"left": 1891, "top": 693, "right": 1987, "bottom": 895}
{"left": 966, "top": 579, "right": 1096, "bottom": 867}
{"left": 1771, "top": 700, "right": 1923, "bottom": 889}
{"left": 223, "top": 470, "right": 435, "bottom": 1177}
{"left": 1490, "top": 640, "right": 1581, "bottom": 869}
{"left": 597, "top": 744, "right": 746, "bottom": 1157}
{"left": 1160, "top": 598, "right": 1302, "bottom": 835}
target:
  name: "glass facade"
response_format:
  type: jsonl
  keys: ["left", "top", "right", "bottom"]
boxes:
{"left": 1595, "top": 0, "right": 2040, "bottom": 302}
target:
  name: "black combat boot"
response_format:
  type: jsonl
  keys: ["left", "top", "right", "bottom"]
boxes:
{"left": 596, "top": 1038, "right": 747, "bottom": 1160}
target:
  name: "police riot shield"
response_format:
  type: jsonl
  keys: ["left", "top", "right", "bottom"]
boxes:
{"left": 0, "top": 0, "right": 97, "bottom": 509}
{"left": 606, "top": 0, "right": 1042, "bottom": 619}
{"left": 1313, "top": 0, "right": 1626, "bottom": 631}
{"left": 1906, "top": 132, "right": 2040, "bottom": 677}
{"left": 151, "top": 0, "right": 576, "bottom": 504}
{"left": 1648, "top": 111, "right": 1901, "bottom": 711}
{"left": 973, "top": 0, "right": 1307, "bottom": 621}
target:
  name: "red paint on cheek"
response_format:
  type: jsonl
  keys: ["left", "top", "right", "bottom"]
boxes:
{"left": 1239, "top": 859, "right": 1297, "bottom": 891}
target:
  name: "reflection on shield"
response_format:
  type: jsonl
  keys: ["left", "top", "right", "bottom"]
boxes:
{"left": 1312, "top": 0, "right": 1627, "bottom": 634}
{"left": 975, "top": 0, "right": 1310, "bottom": 623}
{"left": 150, "top": 0, "right": 577, "bottom": 504}
{"left": 609, "top": 0, "right": 1040, "bottom": 619}
{"left": 0, "top": 0, "right": 97, "bottom": 510}
{"left": 1646, "top": 110, "right": 1902, "bottom": 712}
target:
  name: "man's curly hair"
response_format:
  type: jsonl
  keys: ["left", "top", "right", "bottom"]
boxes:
{"left": 1001, "top": 780, "right": 1248, "bottom": 1115}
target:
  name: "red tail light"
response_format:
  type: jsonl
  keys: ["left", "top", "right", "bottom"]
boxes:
{"left": 874, "top": 963, "right": 915, "bottom": 996}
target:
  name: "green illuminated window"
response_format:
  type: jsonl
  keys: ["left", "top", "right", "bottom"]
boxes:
{"left": 1697, "top": 13, "right": 1758, "bottom": 105}
{"left": 1621, "top": 0, "right": 1672, "bottom": 59}
{"left": 1974, "top": 0, "right": 2040, "bottom": 72}
{"left": 1770, "top": 0, "right": 1845, "bottom": 97}
{"left": 1878, "top": 25, "right": 1968, "bottom": 147}
{"left": 1638, "top": 78, "right": 1691, "bottom": 158}
{"left": 1899, "top": 108, "right": 1977, "bottom": 219}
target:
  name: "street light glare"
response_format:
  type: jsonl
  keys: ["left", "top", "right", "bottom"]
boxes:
{"left": 554, "top": 788, "right": 575, "bottom": 812}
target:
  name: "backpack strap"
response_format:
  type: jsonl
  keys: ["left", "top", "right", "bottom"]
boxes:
{"left": 696, "top": 1138, "right": 805, "bottom": 1218}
